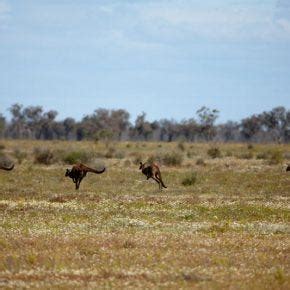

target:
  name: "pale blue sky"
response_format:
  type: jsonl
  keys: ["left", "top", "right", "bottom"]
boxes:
{"left": 0, "top": 0, "right": 290, "bottom": 122}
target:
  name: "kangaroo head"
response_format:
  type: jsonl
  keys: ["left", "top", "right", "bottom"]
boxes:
{"left": 65, "top": 169, "right": 71, "bottom": 177}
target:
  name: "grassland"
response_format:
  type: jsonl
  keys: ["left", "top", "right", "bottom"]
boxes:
{"left": 0, "top": 140, "right": 289, "bottom": 289}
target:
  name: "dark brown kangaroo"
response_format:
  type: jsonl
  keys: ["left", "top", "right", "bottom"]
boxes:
{"left": 286, "top": 165, "right": 290, "bottom": 172}
{"left": 139, "top": 162, "right": 167, "bottom": 190}
{"left": 65, "top": 163, "right": 105, "bottom": 190}
{"left": 0, "top": 164, "right": 14, "bottom": 171}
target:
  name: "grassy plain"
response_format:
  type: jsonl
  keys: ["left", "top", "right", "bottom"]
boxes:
{"left": 0, "top": 140, "right": 289, "bottom": 289}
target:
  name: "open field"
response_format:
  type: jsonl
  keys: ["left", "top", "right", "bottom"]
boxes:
{"left": 0, "top": 140, "right": 289, "bottom": 289}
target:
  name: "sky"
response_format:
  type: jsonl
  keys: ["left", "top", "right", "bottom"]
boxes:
{"left": 0, "top": 0, "right": 290, "bottom": 123}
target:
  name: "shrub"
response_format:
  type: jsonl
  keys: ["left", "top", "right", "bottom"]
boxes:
{"left": 105, "top": 147, "right": 115, "bottom": 159}
{"left": 13, "top": 149, "right": 27, "bottom": 164}
{"left": 177, "top": 141, "right": 186, "bottom": 151}
{"left": 161, "top": 152, "right": 183, "bottom": 166}
{"left": 34, "top": 148, "right": 55, "bottom": 165}
{"left": 63, "top": 150, "right": 91, "bottom": 164}
{"left": 123, "top": 159, "right": 131, "bottom": 167}
{"left": 237, "top": 151, "right": 254, "bottom": 159}
{"left": 225, "top": 151, "right": 233, "bottom": 157}
{"left": 196, "top": 158, "right": 206, "bottom": 166}
{"left": 131, "top": 152, "right": 143, "bottom": 165}
{"left": 256, "top": 152, "right": 268, "bottom": 160}
{"left": 114, "top": 151, "right": 125, "bottom": 159}
{"left": 182, "top": 172, "right": 197, "bottom": 186}
{"left": 268, "top": 150, "right": 283, "bottom": 165}
{"left": 207, "top": 147, "right": 221, "bottom": 159}
{"left": 247, "top": 144, "right": 254, "bottom": 150}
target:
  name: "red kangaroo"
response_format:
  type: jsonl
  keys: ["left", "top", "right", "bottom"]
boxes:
{"left": 139, "top": 161, "right": 167, "bottom": 190}
{"left": 0, "top": 164, "right": 14, "bottom": 171}
{"left": 65, "top": 163, "right": 105, "bottom": 190}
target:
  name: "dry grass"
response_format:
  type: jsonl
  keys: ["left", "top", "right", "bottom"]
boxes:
{"left": 0, "top": 140, "right": 289, "bottom": 289}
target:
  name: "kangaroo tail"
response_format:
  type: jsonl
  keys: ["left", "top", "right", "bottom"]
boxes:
{"left": 89, "top": 167, "right": 106, "bottom": 174}
{"left": 0, "top": 164, "right": 14, "bottom": 171}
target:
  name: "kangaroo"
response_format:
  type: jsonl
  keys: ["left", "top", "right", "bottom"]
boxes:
{"left": 139, "top": 161, "right": 167, "bottom": 190}
{"left": 286, "top": 165, "right": 290, "bottom": 172}
{"left": 0, "top": 164, "right": 14, "bottom": 171}
{"left": 65, "top": 163, "right": 105, "bottom": 190}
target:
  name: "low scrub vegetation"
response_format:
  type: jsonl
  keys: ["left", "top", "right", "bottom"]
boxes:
{"left": 0, "top": 140, "right": 289, "bottom": 289}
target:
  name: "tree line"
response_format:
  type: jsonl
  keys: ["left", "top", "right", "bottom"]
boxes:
{"left": 0, "top": 104, "right": 289, "bottom": 143}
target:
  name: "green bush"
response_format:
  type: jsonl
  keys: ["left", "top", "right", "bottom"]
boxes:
{"left": 63, "top": 150, "right": 91, "bottom": 164}
{"left": 34, "top": 148, "right": 55, "bottom": 165}
{"left": 207, "top": 147, "right": 222, "bottom": 159}
{"left": 182, "top": 172, "right": 197, "bottom": 186}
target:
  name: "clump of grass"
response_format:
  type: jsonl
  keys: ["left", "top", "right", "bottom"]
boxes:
{"left": 0, "top": 144, "right": 5, "bottom": 150}
{"left": 161, "top": 152, "right": 183, "bottom": 166}
{"left": 225, "top": 150, "right": 233, "bottom": 157}
{"left": 63, "top": 150, "right": 91, "bottom": 164}
{"left": 237, "top": 151, "right": 254, "bottom": 160}
{"left": 114, "top": 151, "right": 125, "bottom": 159}
{"left": 181, "top": 172, "right": 197, "bottom": 186}
{"left": 12, "top": 149, "right": 27, "bottom": 164}
{"left": 123, "top": 159, "right": 131, "bottom": 167}
{"left": 256, "top": 152, "right": 268, "bottom": 160}
{"left": 268, "top": 150, "right": 283, "bottom": 165}
{"left": 131, "top": 152, "right": 143, "bottom": 164}
{"left": 105, "top": 147, "right": 125, "bottom": 159}
{"left": 34, "top": 148, "right": 55, "bottom": 165}
{"left": 196, "top": 158, "right": 206, "bottom": 166}
{"left": 207, "top": 147, "right": 222, "bottom": 159}
{"left": 177, "top": 141, "right": 186, "bottom": 151}
{"left": 105, "top": 147, "right": 115, "bottom": 158}
{"left": 49, "top": 195, "right": 68, "bottom": 203}
{"left": 247, "top": 144, "right": 254, "bottom": 150}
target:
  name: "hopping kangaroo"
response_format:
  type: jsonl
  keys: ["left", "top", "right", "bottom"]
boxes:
{"left": 65, "top": 163, "right": 105, "bottom": 190}
{"left": 0, "top": 164, "right": 14, "bottom": 171}
{"left": 139, "top": 162, "right": 167, "bottom": 190}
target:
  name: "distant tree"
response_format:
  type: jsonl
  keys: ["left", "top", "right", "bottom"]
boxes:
{"left": 240, "top": 115, "right": 261, "bottom": 141}
{"left": 159, "top": 119, "right": 179, "bottom": 142}
{"left": 196, "top": 106, "right": 219, "bottom": 141}
{"left": 8, "top": 104, "right": 27, "bottom": 138}
{"left": 180, "top": 118, "right": 198, "bottom": 141}
{"left": 217, "top": 121, "right": 240, "bottom": 142}
{"left": 23, "top": 106, "right": 43, "bottom": 139}
{"left": 63, "top": 117, "right": 76, "bottom": 140}
{"left": 0, "top": 114, "right": 5, "bottom": 138}
{"left": 40, "top": 110, "right": 58, "bottom": 139}
{"left": 259, "top": 106, "right": 289, "bottom": 143}
{"left": 132, "top": 112, "right": 154, "bottom": 141}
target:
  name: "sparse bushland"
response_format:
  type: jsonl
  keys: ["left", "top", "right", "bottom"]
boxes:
{"left": 0, "top": 140, "right": 289, "bottom": 289}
